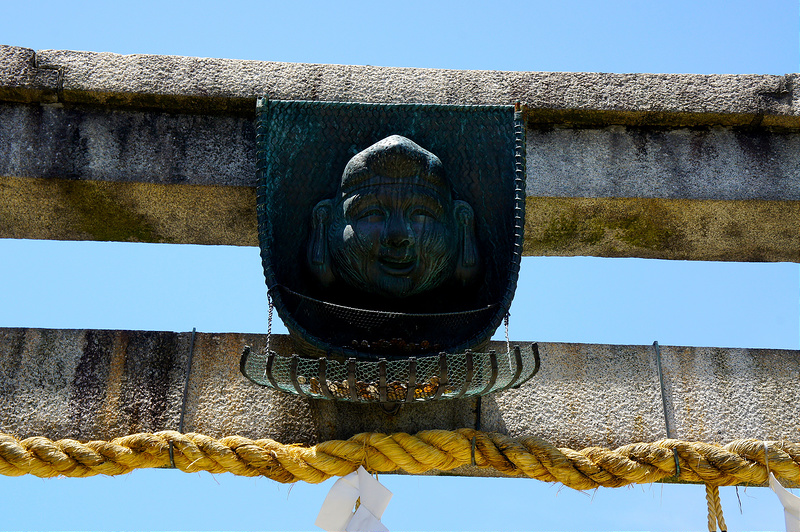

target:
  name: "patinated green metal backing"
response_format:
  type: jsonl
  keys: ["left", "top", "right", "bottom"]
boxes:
{"left": 255, "top": 99, "right": 524, "bottom": 360}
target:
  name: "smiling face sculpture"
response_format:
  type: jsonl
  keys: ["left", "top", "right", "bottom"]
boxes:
{"left": 308, "top": 135, "right": 479, "bottom": 300}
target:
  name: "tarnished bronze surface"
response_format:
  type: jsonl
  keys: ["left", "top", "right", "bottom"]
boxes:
{"left": 308, "top": 135, "right": 478, "bottom": 301}
{"left": 256, "top": 100, "right": 523, "bottom": 360}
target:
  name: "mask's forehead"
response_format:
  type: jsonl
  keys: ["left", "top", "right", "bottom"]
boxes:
{"left": 340, "top": 134, "right": 446, "bottom": 191}
{"left": 340, "top": 182, "right": 451, "bottom": 211}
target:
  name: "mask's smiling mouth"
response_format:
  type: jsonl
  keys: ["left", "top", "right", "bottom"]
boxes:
{"left": 378, "top": 255, "right": 417, "bottom": 275}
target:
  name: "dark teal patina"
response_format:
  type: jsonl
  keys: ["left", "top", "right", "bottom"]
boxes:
{"left": 253, "top": 99, "right": 525, "bottom": 362}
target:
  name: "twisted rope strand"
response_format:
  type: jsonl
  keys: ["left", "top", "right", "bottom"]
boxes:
{"left": 0, "top": 431, "right": 797, "bottom": 491}
{"left": 705, "top": 484, "right": 728, "bottom": 532}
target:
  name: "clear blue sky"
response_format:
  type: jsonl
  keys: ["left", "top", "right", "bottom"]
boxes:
{"left": 0, "top": 1, "right": 798, "bottom": 530}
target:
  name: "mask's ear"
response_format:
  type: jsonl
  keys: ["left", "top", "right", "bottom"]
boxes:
{"left": 308, "top": 199, "right": 335, "bottom": 287}
{"left": 453, "top": 200, "right": 479, "bottom": 286}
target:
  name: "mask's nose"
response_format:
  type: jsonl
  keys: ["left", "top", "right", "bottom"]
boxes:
{"left": 382, "top": 212, "right": 415, "bottom": 248}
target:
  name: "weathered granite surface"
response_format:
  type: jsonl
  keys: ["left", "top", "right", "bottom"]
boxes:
{"left": 526, "top": 127, "right": 800, "bottom": 201}
{"left": 12, "top": 45, "right": 798, "bottom": 128}
{"left": 2, "top": 102, "right": 798, "bottom": 201}
{"left": 2, "top": 43, "right": 799, "bottom": 125}
{"left": 2, "top": 329, "right": 797, "bottom": 458}
{"left": 0, "top": 46, "right": 59, "bottom": 103}
{"left": 0, "top": 102, "right": 255, "bottom": 186}
{"left": 2, "top": 175, "right": 796, "bottom": 261}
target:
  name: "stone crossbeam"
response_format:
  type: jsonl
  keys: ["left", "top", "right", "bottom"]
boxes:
{"left": 1, "top": 45, "right": 798, "bottom": 262}
{"left": 1, "top": 328, "right": 797, "bottom": 465}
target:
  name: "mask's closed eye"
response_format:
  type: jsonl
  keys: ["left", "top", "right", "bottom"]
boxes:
{"left": 356, "top": 208, "right": 386, "bottom": 223}
{"left": 409, "top": 207, "right": 438, "bottom": 224}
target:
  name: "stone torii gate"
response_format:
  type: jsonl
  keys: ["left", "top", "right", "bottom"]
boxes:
{"left": 0, "top": 45, "right": 798, "bottom": 484}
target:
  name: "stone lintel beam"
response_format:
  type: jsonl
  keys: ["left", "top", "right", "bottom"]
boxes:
{"left": 1, "top": 175, "right": 797, "bottom": 262}
{"left": 1, "top": 328, "right": 797, "bottom": 477}
{"left": 0, "top": 46, "right": 60, "bottom": 104}
{"left": 1, "top": 45, "right": 798, "bottom": 262}
{"left": 2, "top": 45, "right": 798, "bottom": 127}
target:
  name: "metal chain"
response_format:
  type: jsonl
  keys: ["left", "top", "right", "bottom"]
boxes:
{"left": 264, "top": 293, "right": 274, "bottom": 378}
{"left": 504, "top": 313, "right": 512, "bottom": 367}
{"left": 266, "top": 293, "right": 274, "bottom": 353}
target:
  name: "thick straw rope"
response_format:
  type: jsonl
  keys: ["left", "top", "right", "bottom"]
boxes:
{"left": 0, "top": 430, "right": 797, "bottom": 490}
{"left": 705, "top": 484, "right": 728, "bottom": 532}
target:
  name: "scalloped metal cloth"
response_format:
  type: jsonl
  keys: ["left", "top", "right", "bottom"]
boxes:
{"left": 241, "top": 99, "right": 536, "bottom": 403}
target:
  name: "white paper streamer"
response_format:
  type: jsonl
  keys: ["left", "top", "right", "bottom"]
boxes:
{"left": 315, "top": 466, "right": 393, "bottom": 532}
{"left": 315, "top": 471, "right": 361, "bottom": 532}
{"left": 770, "top": 473, "right": 800, "bottom": 532}
{"left": 346, "top": 506, "right": 389, "bottom": 532}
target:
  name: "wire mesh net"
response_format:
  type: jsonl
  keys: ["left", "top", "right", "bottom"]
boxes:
{"left": 241, "top": 344, "right": 539, "bottom": 403}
